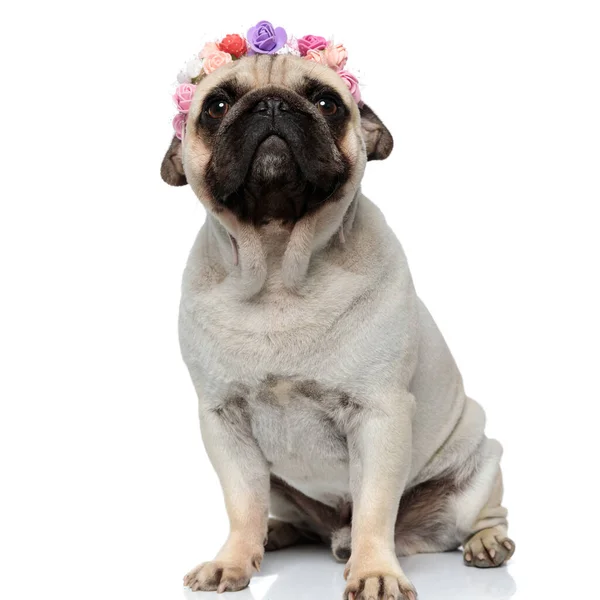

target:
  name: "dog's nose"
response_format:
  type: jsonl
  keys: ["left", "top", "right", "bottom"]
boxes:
{"left": 252, "top": 97, "right": 290, "bottom": 117}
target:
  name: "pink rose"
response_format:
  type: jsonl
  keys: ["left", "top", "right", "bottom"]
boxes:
{"left": 172, "top": 83, "right": 196, "bottom": 114}
{"left": 173, "top": 113, "right": 187, "bottom": 141}
{"left": 304, "top": 49, "right": 325, "bottom": 64}
{"left": 297, "top": 35, "right": 327, "bottom": 56}
{"left": 199, "top": 42, "right": 220, "bottom": 58}
{"left": 323, "top": 43, "right": 348, "bottom": 70}
{"left": 337, "top": 70, "right": 361, "bottom": 103}
{"left": 203, "top": 51, "right": 233, "bottom": 74}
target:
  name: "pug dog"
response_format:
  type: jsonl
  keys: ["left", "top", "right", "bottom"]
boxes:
{"left": 161, "top": 54, "right": 515, "bottom": 600}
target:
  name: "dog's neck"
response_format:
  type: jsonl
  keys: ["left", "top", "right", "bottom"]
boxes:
{"left": 206, "top": 191, "right": 361, "bottom": 298}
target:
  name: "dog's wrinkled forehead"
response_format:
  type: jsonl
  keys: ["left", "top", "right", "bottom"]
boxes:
{"left": 189, "top": 54, "right": 356, "bottom": 118}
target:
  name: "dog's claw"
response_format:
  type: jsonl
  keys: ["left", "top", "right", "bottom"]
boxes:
{"left": 252, "top": 556, "right": 262, "bottom": 572}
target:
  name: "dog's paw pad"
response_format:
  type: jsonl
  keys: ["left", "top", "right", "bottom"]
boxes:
{"left": 463, "top": 528, "right": 515, "bottom": 568}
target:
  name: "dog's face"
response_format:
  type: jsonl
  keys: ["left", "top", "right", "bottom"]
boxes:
{"left": 161, "top": 55, "right": 392, "bottom": 226}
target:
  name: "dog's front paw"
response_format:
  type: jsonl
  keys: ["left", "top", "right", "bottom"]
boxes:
{"left": 344, "top": 573, "right": 416, "bottom": 600}
{"left": 183, "top": 558, "right": 257, "bottom": 593}
{"left": 343, "top": 554, "right": 416, "bottom": 600}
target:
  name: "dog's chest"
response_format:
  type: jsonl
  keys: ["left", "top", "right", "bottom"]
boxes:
{"left": 244, "top": 378, "right": 352, "bottom": 504}
{"left": 179, "top": 250, "right": 376, "bottom": 386}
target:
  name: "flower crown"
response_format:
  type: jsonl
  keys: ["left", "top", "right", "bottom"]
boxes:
{"left": 172, "top": 20, "right": 361, "bottom": 140}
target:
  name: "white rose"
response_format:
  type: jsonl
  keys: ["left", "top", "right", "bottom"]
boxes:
{"left": 177, "top": 70, "right": 191, "bottom": 84}
{"left": 186, "top": 58, "right": 203, "bottom": 79}
{"left": 276, "top": 44, "right": 301, "bottom": 56}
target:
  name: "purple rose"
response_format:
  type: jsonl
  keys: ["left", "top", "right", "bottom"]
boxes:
{"left": 246, "top": 20, "right": 287, "bottom": 55}
{"left": 297, "top": 35, "right": 327, "bottom": 56}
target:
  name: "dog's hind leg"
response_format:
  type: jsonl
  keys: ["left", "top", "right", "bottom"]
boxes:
{"left": 461, "top": 467, "right": 515, "bottom": 568}
{"left": 268, "top": 475, "right": 351, "bottom": 557}
{"left": 265, "top": 518, "right": 314, "bottom": 551}
{"left": 394, "top": 437, "right": 515, "bottom": 568}
{"left": 393, "top": 473, "right": 465, "bottom": 557}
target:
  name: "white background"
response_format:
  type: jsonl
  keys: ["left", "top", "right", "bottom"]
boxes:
{"left": 1, "top": 2, "right": 599, "bottom": 599}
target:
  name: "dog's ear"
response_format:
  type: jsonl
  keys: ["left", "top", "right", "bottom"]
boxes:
{"left": 161, "top": 136, "right": 187, "bottom": 186}
{"left": 359, "top": 104, "right": 393, "bottom": 161}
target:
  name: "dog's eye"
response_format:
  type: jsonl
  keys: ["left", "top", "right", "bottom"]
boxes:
{"left": 206, "top": 100, "right": 230, "bottom": 119}
{"left": 315, "top": 97, "right": 338, "bottom": 117}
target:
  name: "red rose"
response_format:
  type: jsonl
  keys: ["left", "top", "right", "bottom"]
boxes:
{"left": 219, "top": 34, "right": 247, "bottom": 58}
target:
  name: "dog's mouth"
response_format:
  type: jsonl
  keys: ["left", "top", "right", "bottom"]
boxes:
{"left": 205, "top": 97, "right": 349, "bottom": 224}
{"left": 249, "top": 134, "right": 295, "bottom": 181}
{"left": 222, "top": 130, "right": 341, "bottom": 224}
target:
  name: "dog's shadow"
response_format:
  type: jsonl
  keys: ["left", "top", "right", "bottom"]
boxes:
{"left": 182, "top": 546, "right": 517, "bottom": 599}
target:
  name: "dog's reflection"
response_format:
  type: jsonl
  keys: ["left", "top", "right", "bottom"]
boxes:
{"left": 183, "top": 546, "right": 516, "bottom": 600}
